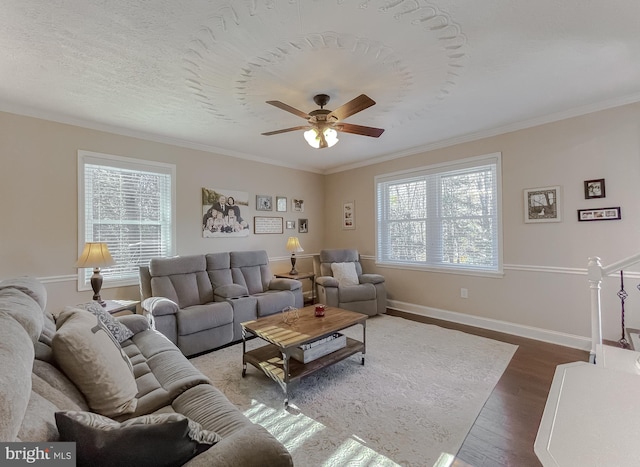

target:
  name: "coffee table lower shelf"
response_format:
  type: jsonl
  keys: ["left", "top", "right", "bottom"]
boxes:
{"left": 242, "top": 337, "right": 364, "bottom": 406}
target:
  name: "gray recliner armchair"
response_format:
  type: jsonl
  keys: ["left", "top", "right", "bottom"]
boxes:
{"left": 314, "top": 249, "right": 386, "bottom": 316}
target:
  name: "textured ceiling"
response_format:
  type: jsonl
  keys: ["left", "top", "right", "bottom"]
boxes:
{"left": 2, "top": 1, "right": 640, "bottom": 173}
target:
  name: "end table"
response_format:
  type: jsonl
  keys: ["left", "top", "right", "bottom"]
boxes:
{"left": 101, "top": 299, "right": 140, "bottom": 316}
{"left": 275, "top": 271, "right": 315, "bottom": 305}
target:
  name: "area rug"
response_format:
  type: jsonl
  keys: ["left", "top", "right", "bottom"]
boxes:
{"left": 191, "top": 314, "right": 517, "bottom": 466}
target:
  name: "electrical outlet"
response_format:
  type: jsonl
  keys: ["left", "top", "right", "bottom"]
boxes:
{"left": 460, "top": 288, "right": 468, "bottom": 299}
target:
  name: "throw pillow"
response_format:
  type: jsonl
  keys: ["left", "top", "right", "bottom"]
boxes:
{"left": 52, "top": 309, "right": 137, "bottom": 418}
{"left": 331, "top": 262, "right": 359, "bottom": 287}
{"left": 72, "top": 303, "right": 134, "bottom": 343}
{"left": 55, "top": 411, "right": 221, "bottom": 467}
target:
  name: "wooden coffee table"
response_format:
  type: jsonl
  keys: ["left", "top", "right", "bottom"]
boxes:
{"left": 241, "top": 305, "right": 367, "bottom": 407}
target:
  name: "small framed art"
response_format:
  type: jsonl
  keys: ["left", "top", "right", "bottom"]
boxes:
{"left": 584, "top": 179, "right": 605, "bottom": 199}
{"left": 292, "top": 199, "right": 304, "bottom": 212}
{"left": 256, "top": 195, "right": 273, "bottom": 211}
{"left": 343, "top": 201, "right": 355, "bottom": 230}
{"left": 298, "top": 218, "right": 308, "bottom": 233}
{"left": 254, "top": 216, "right": 283, "bottom": 233}
{"left": 286, "top": 220, "right": 295, "bottom": 229}
{"left": 524, "top": 186, "right": 562, "bottom": 223}
{"left": 276, "top": 196, "right": 287, "bottom": 212}
{"left": 577, "top": 207, "right": 621, "bottom": 222}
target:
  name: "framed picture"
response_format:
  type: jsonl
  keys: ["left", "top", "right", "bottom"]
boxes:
{"left": 298, "top": 218, "right": 308, "bottom": 233}
{"left": 584, "top": 179, "right": 605, "bottom": 199}
{"left": 524, "top": 186, "right": 562, "bottom": 223}
{"left": 276, "top": 196, "right": 287, "bottom": 212}
{"left": 292, "top": 198, "right": 304, "bottom": 212}
{"left": 343, "top": 201, "right": 355, "bottom": 230}
{"left": 256, "top": 195, "right": 273, "bottom": 211}
{"left": 202, "top": 187, "right": 250, "bottom": 238}
{"left": 578, "top": 207, "right": 621, "bottom": 222}
{"left": 253, "top": 216, "right": 283, "bottom": 233}
{"left": 286, "top": 220, "right": 295, "bottom": 229}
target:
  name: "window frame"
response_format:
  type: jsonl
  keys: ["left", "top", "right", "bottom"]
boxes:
{"left": 375, "top": 152, "right": 503, "bottom": 277}
{"left": 77, "top": 150, "right": 176, "bottom": 291}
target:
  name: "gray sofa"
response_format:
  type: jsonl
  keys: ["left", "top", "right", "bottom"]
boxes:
{"left": 0, "top": 276, "right": 292, "bottom": 466}
{"left": 315, "top": 249, "right": 387, "bottom": 316}
{"left": 140, "top": 250, "right": 303, "bottom": 356}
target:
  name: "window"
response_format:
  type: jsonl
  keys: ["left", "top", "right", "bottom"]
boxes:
{"left": 78, "top": 150, "right": 176, "bottom": 289}
{"left": 375, "top": 153, "right": 502, "bottom": 275}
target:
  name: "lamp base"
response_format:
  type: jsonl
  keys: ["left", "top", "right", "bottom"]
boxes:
{"left": 90, "top": 268, "right": 107, "bottom": 307}
{"left": 290, "top": 255, "right": 298, "bottom": 275}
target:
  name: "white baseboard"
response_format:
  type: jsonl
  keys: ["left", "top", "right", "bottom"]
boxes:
{"left": 387, "top": 299, "right": 591, "bottom": 351}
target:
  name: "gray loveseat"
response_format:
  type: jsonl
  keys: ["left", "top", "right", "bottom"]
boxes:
{"left": 140, "top": 250, "right": 303, "bottom": 356}
{"left": 0, "top": 276, "right": 292, "bottom": 466}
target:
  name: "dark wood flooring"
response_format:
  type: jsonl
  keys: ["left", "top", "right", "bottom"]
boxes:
{"left": 387, "top": 310, "right": 589, "bottom": 467}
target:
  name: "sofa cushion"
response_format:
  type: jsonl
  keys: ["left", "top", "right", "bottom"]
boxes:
{"left": 120, "top": 330, "right": 211, "bottom": 417}
{"left": 254, "top": 291, "right": 295, "bottom": 317}
{"left": 56, "top": 411, "right": 221, "bottom": 467}
{"left": 149, "top": 255, "right": 214, "bottom": 308}
{"left": 331, "top": 262, "right": 360, "bottom": 287}
{"left": 338, "top": 282, "right": 376, "bottom": 302}
{"left": 177, "top": 303, "right": 233, "bottom": 336}
{"left": 230, "top": 250, "right": 271, "bottom": 294}
{"left": 205, "top": 252, "right": 233, "bottom": 289}
{"left": 0, "top": 276, "right": 47, "bottom": 310}
{"left": 52, "top": 309, "right": 138, "bottom": 418}
{"left": 0, "top": 288, "right": 45, "bottom": 343}
{"left": 71, "top": 303, "right": 134, "bottom": 343}
{"left": 0, "top": 313, "right": 35, "bottom": 441}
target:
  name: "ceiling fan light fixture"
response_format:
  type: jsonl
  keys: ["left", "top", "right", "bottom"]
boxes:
{"left": 303, "top": 127, "right": 339, "bottom": 149}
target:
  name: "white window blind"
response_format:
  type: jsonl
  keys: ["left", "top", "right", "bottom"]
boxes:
{"left": 78, "top": 151, "right": 176, "bottom": 288}
{"left": 376, "top": 153, "right": 502, "bottom": 275}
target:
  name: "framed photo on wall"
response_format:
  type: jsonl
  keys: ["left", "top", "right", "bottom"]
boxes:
{"left": 524, "top": 186, "right": 562, "bottom": 223}
{"left": 292, "top": 199, "right": 304, "bottom": 212}
{"left": 286, "top": 220, "right": 295, "bottom": 229}
{"left": 584, "top": 179, "right": 605, "bottom": 199}
{"left": 343, "top": 201, "right": 355, "bottom": 230}
{"left": 256, "top": 195, "right": 273, "bottom": 211}
{"left": 577, "top": 207, "right": 621, "bottom": 221}
{"left": 276, "top": 196, "right": 287, "bottom": 212}
{"left": 298, "top": 218, "right": 308, "bottom": 233}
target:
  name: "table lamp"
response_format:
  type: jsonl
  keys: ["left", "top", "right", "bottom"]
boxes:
{"left": 286, "top": 237, "right": 304, "bottom": 275}
{"left": 75, "top": 242, "right": 115, "bottom": 306}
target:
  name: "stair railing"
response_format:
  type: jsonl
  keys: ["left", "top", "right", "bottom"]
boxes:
{"left": 588, "top": 253, "right": 640, "bottom": 363}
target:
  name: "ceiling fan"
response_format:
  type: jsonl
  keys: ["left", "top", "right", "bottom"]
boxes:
{"left": 261, "top": 94, "right": 385, "bottom": 149}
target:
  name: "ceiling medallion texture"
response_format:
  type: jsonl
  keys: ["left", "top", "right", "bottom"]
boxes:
{"left": 183, "top": 0, "right": 466, "bottom": 128}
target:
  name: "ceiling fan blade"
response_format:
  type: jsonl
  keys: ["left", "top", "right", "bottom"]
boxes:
{"left": 336, "top": 123, "right": 385, "bottom": 138}
{"left": 328, "top": 94, "right": 376, "bottom": 121}
{"left": 265, "top": 101, "right": 310, "bottom": 120}
{"left": 261, "top": 126, "right": 310, "bottom": 136}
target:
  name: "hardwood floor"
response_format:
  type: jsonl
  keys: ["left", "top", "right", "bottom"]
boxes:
{"left": 387, "top": 310, "right": 589, "bottom": 467}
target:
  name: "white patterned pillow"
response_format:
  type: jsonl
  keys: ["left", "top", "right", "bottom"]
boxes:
{"left": 331, "top": 262, "right": 359, "bottom": 287}
{"left": 55, "top": 410, "right": 221, "bottom": 467}
{"left": 72, "top": 303, "right": 134, "bottom": 343}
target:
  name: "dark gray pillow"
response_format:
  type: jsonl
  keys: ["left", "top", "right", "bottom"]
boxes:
{"left": 71, "top": 303, "right": 134, "bottom": 343}
{"left": 55, "top": 411, "right": 221, "bottom": 467}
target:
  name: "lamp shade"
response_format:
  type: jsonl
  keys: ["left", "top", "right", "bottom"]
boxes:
{"left": 286, "top": 237, "right": 304, "bottom": 253}
{"left": 75, "top": 242, "right": 115, "bottom": 268}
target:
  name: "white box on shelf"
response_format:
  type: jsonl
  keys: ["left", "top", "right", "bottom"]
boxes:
{"left": 290, "top": 333, "right": 346, "bottom": 364}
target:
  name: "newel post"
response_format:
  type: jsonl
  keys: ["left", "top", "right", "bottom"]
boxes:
{"left": 587, "top": 256, "right": 604, "bottom": 363}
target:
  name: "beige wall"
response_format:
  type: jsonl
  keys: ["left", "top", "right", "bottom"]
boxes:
{"left": 3, "top": 103, "right": 640, "bottom": 345}
{"left": 0, "top": 111, "right": 323, "bottom": 312}
{"left": 324, "top": 102, "right": 640, "bottom": 344}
